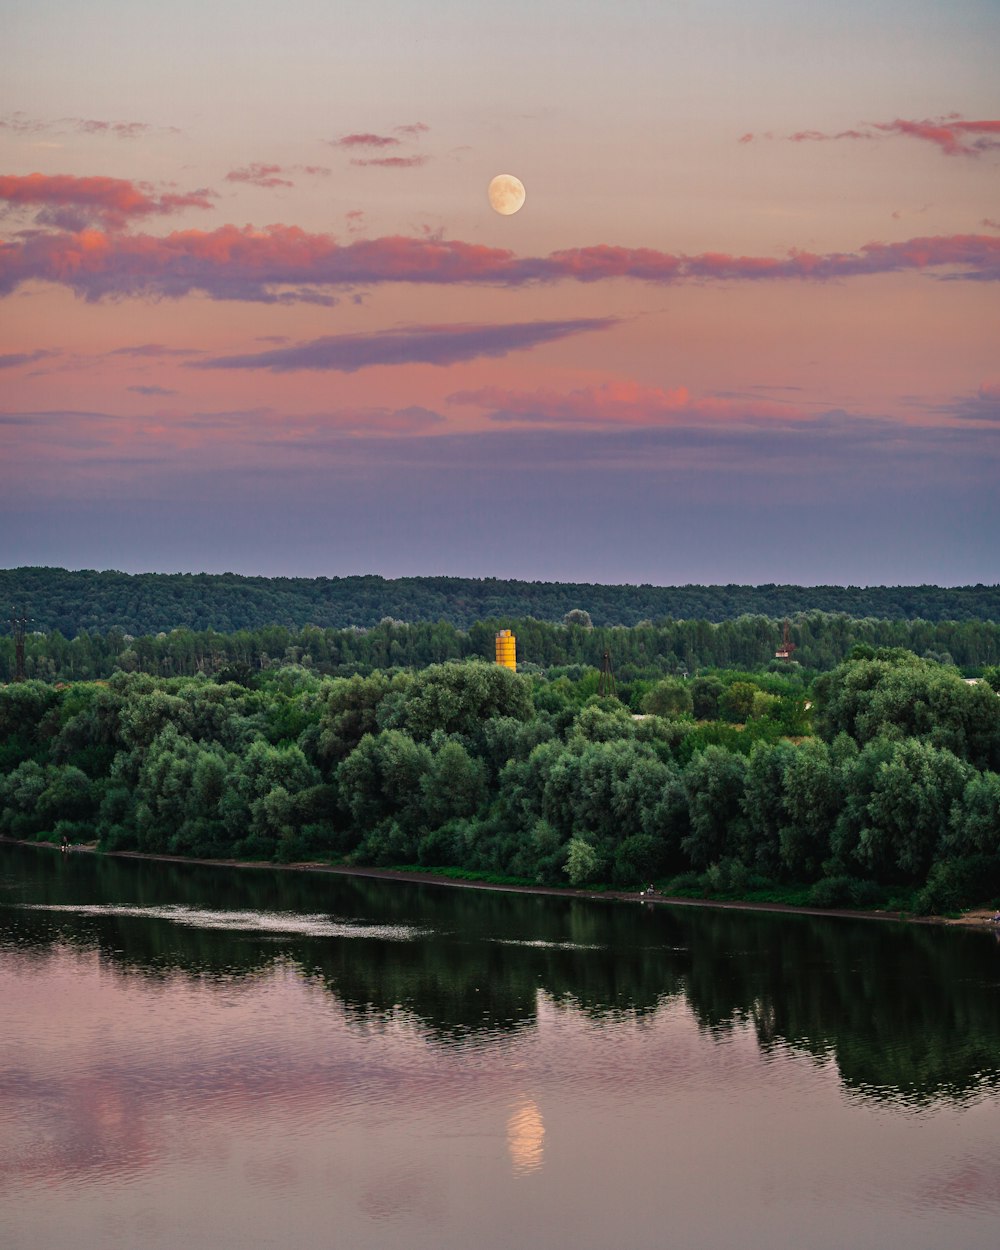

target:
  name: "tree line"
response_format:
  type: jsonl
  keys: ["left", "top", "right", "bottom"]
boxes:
{"left": 4, "top": 611, "right": 1000, "bottom": 685}
{"left": 3, "top": 566, "right": 999, "bottom": 636}
{"left": 2, "top": 647, "right": 999, "bottom": 914}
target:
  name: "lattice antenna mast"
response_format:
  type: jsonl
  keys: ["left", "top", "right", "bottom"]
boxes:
{"left": 775, "top": 619, "right": 797, "bottom": 661}
{"left": 598, "top": 648, "right": 617, "bottom": 698}
{"left": 10, "top": 607, "right": 31, "bottom": 683}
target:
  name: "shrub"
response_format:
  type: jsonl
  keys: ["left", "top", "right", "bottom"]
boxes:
{"left": 809, "top": 875, "right": 885, "bottom": 909}
{"left": 704, "top": 857, "right": 750, "bottom": 895}
{"left": 914, "top": 856, "right": 1000, "bottom": 915}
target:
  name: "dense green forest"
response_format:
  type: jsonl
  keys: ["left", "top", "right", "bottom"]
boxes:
{"left": 3, "top": 566, "right": 999, "bottom": 635}
{"left": 4, "top": 612, "right": 1000, "bottom": 685}
{"left": 3, "top": 648, "right": 999, "bottom": 914}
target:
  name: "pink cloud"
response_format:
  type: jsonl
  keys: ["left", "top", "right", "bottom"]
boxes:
{"left": 745, "top": 114, "right": 1000, "bottom": 157}
{"left": 0, "top": 173, "right": 215, "bottom": 229}
{"left": 544, "top": 243, "right": 684, "bottom": 282}
{"left": 331, "top": 124, "right": 427, "bottom": 162}
{"left": 873, "top": 116, "right": 1000, "bottom": 156}
{"left": 225, "top": 163, "right": 330, "bottom": 187}
{"left": 788, "top": 128, "right": 870, "bottom": 143}
{"left": 2, "top": 224, "right": 998, "bottom": 304}
{"left": 225, "top": 163, "right": 295, "bottom": 188}
{"left": 448, "top": 381, "right": 807, "bottom": 427}
{"left": 350, "top": 155, "right": 428, "bottom": 169}
{"left": 331, "top": 132, "right": 400, "bottom": 149}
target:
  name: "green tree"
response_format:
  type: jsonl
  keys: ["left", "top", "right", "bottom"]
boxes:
{"left": 421, "top": 740, "right": 488, "bottom": 826}
{"left": 563, "top": 609, "right": 594, "bottom": 628}
{"left": 720, "top": 682, "right": 759, "bottom": 724}
{"left": 858, "top": 740, "right": 974, "bottom": 881}
{"left": 642, "top": 678, "right": 693, "bottom": 719}
{"left": 690, "top": 676, "right": 724, "bottom": 720}
{"left": 742, "top": 741, "right": 793, "bottom": 876}
{"left": 337, "top": 730, "right": 433, "bottom": 832}
{"left": 377, "top": 661, "right": 533, "bottom": 743}
{"left": 946, "top": 771, "right": 1000, "bottom": 857}
{"left": 779, "top": 739, "right": 838, "bottom": 878}
{"left": 683, "top": 746, "right": 748, "bottom": 869}
{"left": 564, "top": 837, "right": 600, "bottom": 885}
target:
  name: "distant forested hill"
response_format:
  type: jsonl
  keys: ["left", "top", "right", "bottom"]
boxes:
{"left": 2, "top": 567, "right": 998, "bottom": 636}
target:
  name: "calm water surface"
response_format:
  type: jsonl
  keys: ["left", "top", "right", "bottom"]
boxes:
{"left": 2, "top": 844, "right": 1000, "bottom": 1249}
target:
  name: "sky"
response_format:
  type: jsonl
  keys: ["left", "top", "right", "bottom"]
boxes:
{"left": 2, "top": 0, "right": 998, "bottom": 586}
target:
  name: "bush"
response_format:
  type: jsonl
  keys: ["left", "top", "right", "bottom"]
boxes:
{"left": 662, "top": 871, "right": 704, "bottom": 897}
{"left": 914, "top": 856, "right": 1000, "bottom": 915}
{"left": 808, "top": 876, "right": 855, "bottom": 908}
{"left": 613, "top": 833, "right": 667, "bottom": 887}
{"left": 848, "top": 878, "right": 884, "bottom": 908}
{"left": 703, "top": 857, "right": 750, "bottom": 895}
{"left": 809, "top": 875, "right": 886, "bottom": 909}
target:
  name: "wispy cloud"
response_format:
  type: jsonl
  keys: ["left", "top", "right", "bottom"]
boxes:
{"left": 0, "top": 348, "right": 60, "bottom": 370}
{"left": 0, "top": 173, "right": 215, "bottom": 229}
{"left": 3, "top": 223, "right": 998, "bottom": 303}
{"left": 6, "top": 403, "right": 999, "bottom": 498}
{"left": 741, "top": 114, "right": 1000, "bottom": 158}
{"left": 110, "top": 343, "right": 203, "bottom": 358}
{"left": 934, "top": 382, "right": 1000, "bottom": 424}
{"left": 448, "top": 380, "right": 807, "bottom": 427}
{"left": 225, "top": 163, "right": 294, "bottom": 188}
{"left": 350, "top": 155, "right": 428, "bottom": 169}
{"left": 224, "top": 162, "right": 331, "bottom": 188}
{"left": 0, "top": 112, "right": 170, "bottom": 140}
{"left": 189, "top": 318, "right": 617, "bottom": 372}
{"left": 330, "top": 132, "right": 400, "bottom": 149}
{"left": 70, "top": 118, "right": 153, "bottom": 140}
{"left": 0, "top": 404, "right": 448, "bottom": 479}
{"left": 330, "top": 123, "right": 429, "bottom": 167}
{"left": 873, "top": 116, "right": 1000, "bottom": 157}
{"left": 127, "top": 384, "right": 178, "bottom": 396}
{"left": 329, "top": 124, "right": 427, "bottom": 151}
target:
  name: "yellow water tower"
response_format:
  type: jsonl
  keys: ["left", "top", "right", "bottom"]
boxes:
{"left": 495, "top": 629, "right": 517, "bottom": 671}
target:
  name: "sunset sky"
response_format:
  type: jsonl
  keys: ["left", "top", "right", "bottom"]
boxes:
{"left": 3, "top": 0, "right": 998, "bottom": 586}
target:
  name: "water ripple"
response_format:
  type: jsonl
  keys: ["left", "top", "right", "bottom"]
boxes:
{"left": 13, "top": 903, "right": 428, "bottom": 941}
{"left": 492, "top": 938, "right": 602, "bottom": 951}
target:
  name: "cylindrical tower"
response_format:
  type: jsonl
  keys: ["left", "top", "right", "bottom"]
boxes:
{"left": 495, "top": 629, "right": 517, "bottom": 672}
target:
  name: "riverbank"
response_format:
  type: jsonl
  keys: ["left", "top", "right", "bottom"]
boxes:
{"left": 7, "top": 835, "right": 997, "bottom": 930}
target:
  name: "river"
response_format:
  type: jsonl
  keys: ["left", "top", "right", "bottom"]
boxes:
{"left": 2, "top": 843, "right": 999, "bottom": 1249}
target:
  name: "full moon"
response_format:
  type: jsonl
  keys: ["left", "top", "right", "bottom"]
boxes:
{"left": 488, "top": 174, "right": 526, "bottom": 215}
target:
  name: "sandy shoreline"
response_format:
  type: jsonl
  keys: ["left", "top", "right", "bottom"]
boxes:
{"left": 7, "top": 835, "right": 998, "bottom": 930}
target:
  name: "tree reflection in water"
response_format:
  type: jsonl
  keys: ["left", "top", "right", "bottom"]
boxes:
{"left": 3, "top": 842, "right": 1000, "bottom": 1105}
